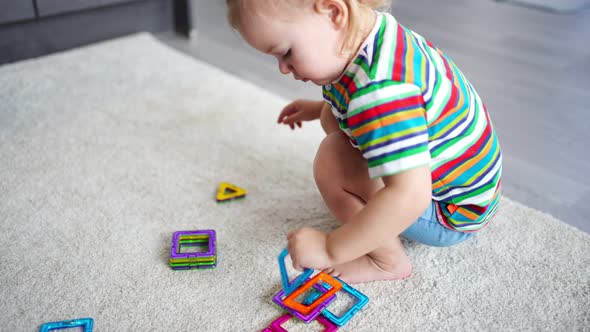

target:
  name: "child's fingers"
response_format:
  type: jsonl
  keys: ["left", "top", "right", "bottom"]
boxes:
{"left": 291, "top": 255, "right": 303, "bottom": 271}
{"left": 288, "top": 250, "right": 303, "bottom": 271}
{"left": 281, "top": 112, "right": 303, "bottom": 125}
{"left": 278, "top": 105, "right": 297, "bottom": 123}
{"left": 285, "top": 113, "right": 306, "bottom": 126}
{"left": 277, "top": 111, "right": 288, "bottom": 123}
{"left": 277, "top": 110, "right": 287, "bottom": 123}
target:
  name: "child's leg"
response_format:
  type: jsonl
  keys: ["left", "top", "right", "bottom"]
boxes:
{"left": 313, "top": 132, "right": 413, "bottom": 284}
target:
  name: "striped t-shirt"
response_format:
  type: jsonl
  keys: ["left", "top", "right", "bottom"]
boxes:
{"left": 322, "top": 12, "right": 502, "bottom": 232}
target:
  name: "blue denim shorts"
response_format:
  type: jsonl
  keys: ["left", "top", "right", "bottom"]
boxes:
{"left": 401, "top": 201, "right": 474, "bottom": 247}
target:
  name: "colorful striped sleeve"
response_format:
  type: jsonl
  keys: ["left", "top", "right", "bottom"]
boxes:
{"left": 348, "top": 81, "right": 431, "bottom": 178}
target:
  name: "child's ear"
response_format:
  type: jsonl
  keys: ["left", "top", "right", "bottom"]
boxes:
{"left": 314, "top": 0, "right": 348, "bottom": 30}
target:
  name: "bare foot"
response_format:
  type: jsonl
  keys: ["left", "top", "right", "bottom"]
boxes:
{"left": 324, "top": 253, "right": 412, "bottom": 284}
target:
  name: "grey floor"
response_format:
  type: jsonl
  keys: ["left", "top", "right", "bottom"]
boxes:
{"left": 158, "top": 0, "right": 590, "bottom": 233}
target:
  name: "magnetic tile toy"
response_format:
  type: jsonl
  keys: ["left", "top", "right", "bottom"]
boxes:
{"left": 39, "top": 317, "right": 93, "bottom": 332}
{"left": 301, "top": 281, "right": 332, "bottom": 305}
{"left": 277, "top": 248, "right": 313, "bottom": 296}
{"left": 283, "top": 272, "right": 342, "bottom": 316}
{"left": 265, "top": 248, "right": 369, "bottom": 330}
{"left": 321, "top": 277, "right": 369, "bottom": 326}
{"left": 216, "top": 182, "right": 247, "bottom": 202}
{"left": 269, "top": 313, "right": 337, "bottom": 332}
{"left": 169, "top": 263, "right": 217, "bottom": 270}
{"left": 171, "top": 230, "right": 216, "bottom": 259}
{"left": 272, "top": 281, "right": 335, "bottom": 323}
{"left": 169, "top": 230, "right": 216, "bottom": 270}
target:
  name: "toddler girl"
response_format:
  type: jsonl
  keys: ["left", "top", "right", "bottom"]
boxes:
{"left": 226, "top": 0, "right": 502, "bottom": 284}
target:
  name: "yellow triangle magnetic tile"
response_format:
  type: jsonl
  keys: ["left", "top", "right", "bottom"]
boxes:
{"left": 216, "top": 182, "right": 247, "bottom": 202}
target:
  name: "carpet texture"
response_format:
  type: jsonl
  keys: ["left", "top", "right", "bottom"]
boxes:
{"left": 0, "top": 34, "right": 588, "bottom": 331}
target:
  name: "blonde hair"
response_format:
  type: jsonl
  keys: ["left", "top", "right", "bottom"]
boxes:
{"left": 342, "top": 0, "right": 390, "bottom": 53}
{"left": 226, "top": 0, "right": 391, "bottom": 55}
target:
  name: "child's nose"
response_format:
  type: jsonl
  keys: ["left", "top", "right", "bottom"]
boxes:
{"left": 278, "top": 60, "right": 291, "bottom": 75}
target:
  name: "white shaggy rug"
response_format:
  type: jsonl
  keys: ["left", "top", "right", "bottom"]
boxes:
{"left": 0, "top": 34, "right": 588, "bottom": 331}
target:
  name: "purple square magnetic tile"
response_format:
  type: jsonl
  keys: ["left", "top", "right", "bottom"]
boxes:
{"left": 170, "top": 230, "right": 216, "bottom": 259}
{"left": 272, "top": 281, "right": 335, "bottom": 323}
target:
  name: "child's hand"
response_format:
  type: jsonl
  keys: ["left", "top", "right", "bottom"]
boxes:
{"left": 287, "top": 227, "right": 332, "bottom": 271}
{"left": 277, "top": 100, "right": 323, "bottom": 130}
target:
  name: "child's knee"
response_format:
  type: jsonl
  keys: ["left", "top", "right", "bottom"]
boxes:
{"left": 313, "top": 135, "right": 334, "bottom": 184}
{"left": 313, "top": 133, "right": 346, "bottom": 185}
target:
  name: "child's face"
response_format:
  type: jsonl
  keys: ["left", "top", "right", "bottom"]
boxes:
{"left": 237, "top": 3, "right": 349, "bottom": 86}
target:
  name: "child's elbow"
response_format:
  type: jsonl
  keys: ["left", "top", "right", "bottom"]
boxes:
{"left": 408, "top": 166, "right": 432, "bottom": 213}
{"left": 383, "top": 165, "right": 432, "bottom": 214}
{"left": 417, "top": 170, "right": 432, "bottom": 212}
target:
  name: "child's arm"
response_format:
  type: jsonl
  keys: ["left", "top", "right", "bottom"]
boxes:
{"left": 287, "top": 165, "right": 432, "bottom": 270}
{"left": 277, "top": 99, "right": 324, "bottom": 129}
{"left": 326, "top": 166, "right": 431, "bottom": 264}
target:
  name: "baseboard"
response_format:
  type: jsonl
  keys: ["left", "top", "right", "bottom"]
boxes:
{"left": 496, "top": 0, "right": 590, "bottom": 13}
